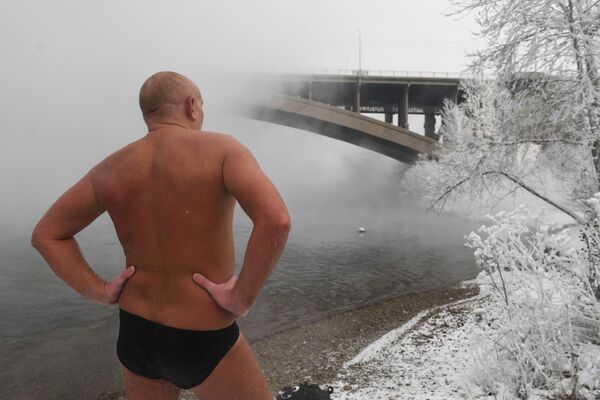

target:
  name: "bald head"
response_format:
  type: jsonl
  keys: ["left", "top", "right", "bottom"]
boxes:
{"left": 139, "top": 72, "right": 203, "bottom": 125}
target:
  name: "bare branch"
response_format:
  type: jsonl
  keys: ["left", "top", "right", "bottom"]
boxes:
{"left": 426, "top": 176, "right": 474, "bottom": 212}
{"left": 484, "top": 139, "right": 586, "bottom": 146}
{"left": 480, "top": 170, "right": 585, "bottom": 222}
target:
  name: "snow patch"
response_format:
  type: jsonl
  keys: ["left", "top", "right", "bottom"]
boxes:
{"left": 343, "top": 309, "right": 430, "bottom": 368}
{"left": 332, "top": 295, "right": 487, "bottom": 400}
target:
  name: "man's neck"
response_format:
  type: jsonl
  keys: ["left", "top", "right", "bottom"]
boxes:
{"left": 146, "top": 119, "right": 192, "bottom": 133}
{"left": 148, "top": 123, "right": 186, "bottom": 132}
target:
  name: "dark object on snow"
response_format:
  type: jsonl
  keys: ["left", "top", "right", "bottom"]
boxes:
{"left": 277, "top": 381, "right": 334, "bottom": 400}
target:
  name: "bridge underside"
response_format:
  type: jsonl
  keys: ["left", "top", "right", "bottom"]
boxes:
{"left": 238, "top": 95, "right": 438, "bottom": 163}
{"left": 273, "top": 73, "right": 461, "bottom": 114}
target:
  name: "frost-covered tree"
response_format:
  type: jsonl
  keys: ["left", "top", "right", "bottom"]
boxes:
{"left": 452, "top": 0, "right": 600, "bottom": 184}
{"left": 405, "top": 4, "right": 600, "bottom": 398}
{"left": 404, "top": 78, "right": 587, "bottom": 222}
{"left": 404, "top": 0, "right": 600, "bottom": 219}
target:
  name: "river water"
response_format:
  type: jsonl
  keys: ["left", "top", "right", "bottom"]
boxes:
{"left": 0, "top": 198, "right": 480, "bottom": 399}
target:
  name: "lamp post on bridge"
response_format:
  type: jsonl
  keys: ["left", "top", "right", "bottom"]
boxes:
{"left": 354, "top": 29, "right": 362, "bottom": 113}
{"left": 357, "top": 29, "right": 362, "bottom": 76}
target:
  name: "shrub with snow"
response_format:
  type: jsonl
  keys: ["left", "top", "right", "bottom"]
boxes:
{"left": 464, "top": 198, "right": 600, "bottom": 399}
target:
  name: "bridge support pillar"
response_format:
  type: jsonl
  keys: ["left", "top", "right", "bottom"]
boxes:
{"left": 450, "top": 85, "right": 458, "bottom": 105}
{"left": 308, "top": 81, "right": 313, "bottom": 100}
{"left": 384, "top": 112, "right": 393, "bottom": 124}
{"left": 354, "top": 79, "right": 362, "bottom": 113}
{"left": 424, "top": 113, "right": 438, "bottom": 140}
{"left": 398, "top": 85, "right": 409, "bottom": 129}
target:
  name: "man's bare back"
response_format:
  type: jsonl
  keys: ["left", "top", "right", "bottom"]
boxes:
{"left": 31, "top": 71, "right": 290, "bottom": 399}
{"left": 96, "top": 128, "right": 240, "bottom": 330}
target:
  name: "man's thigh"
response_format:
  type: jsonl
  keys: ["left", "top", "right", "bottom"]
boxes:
{"left": 121, "top": 366, "right": 180, "bottom": 400}
{"left": 192, "top": 334, "right": 273, "bottom": 400}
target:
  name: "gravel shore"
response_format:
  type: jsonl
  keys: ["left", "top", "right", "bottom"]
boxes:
{"left": 253, "top": 282, "right": 479, "bottom": 395}
{"left": 102, "top": 282, "right": 479, "bottom": 400}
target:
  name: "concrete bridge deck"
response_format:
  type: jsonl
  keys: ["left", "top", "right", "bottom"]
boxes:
{"left": 245, "top": 71, "right": 464, "bottom": 141}
{"left": 239, "top": 94, "right": 438, "bottom": 163}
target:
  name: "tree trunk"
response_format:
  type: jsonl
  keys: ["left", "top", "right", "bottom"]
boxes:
{"left": 593, "top": 140, "right": 600, "bottom": 190}
{"left": 568, "top": 0, "right": 600, "bottom": 190}
{"left": 567, "top": 0, "right": 585, "bottom": 79}
{"left": 584, "top": 34, "right": 600, "bottom": 190}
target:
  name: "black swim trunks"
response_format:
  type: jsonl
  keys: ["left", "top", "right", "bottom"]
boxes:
{"left": 117, "top": 308, "right": 240, "bottom": 389}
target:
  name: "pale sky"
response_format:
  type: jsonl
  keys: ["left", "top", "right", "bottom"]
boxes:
{"left": 0, "top": 1, "right": 483, "bottom": 80}
{"left": 0, "top": 0, "right": 484, "bottom": 226}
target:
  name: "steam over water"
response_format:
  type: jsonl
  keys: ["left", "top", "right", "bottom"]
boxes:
{"left": 0, "top": 122, "right": 480, "bottom": 399}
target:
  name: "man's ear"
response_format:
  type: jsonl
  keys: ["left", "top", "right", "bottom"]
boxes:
{"left": 187, "top": 96, "right": 199, "bottom": 120}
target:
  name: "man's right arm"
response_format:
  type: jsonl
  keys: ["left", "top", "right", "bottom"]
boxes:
{"left": 193, "top": 137, "right": 290, "bottom": 317}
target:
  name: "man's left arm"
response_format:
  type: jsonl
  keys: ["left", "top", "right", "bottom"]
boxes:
{"left": 31, "top": 170, "right": 134, "bottom": 304}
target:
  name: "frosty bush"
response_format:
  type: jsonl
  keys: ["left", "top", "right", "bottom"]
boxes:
{"left": 465, "top": 199, "right": 600, "bottom": 399}
{"left": 580, "top": 193, "right": 600, "bottom": 301}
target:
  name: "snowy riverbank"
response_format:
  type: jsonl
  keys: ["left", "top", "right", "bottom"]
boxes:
{"left": 253, "top": 283, "right": 480, "bottom": 395}
{"left": 332, "top": 279, "right": 490, "bottom": 399}
{"left": 332, "top": 272, "right": 600, "bottom": 400}
{"left": 333, "top": 289, "right": 481, "bottom": 398}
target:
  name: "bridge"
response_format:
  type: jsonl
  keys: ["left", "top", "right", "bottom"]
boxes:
{"left": 238, "top": 70, "right": 466, "bottom": 163}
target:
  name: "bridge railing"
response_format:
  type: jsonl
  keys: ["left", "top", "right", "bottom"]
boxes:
{"left": 281, "top": 68, "right": 484, "bottom": 79}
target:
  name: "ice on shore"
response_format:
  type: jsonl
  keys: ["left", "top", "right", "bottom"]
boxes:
{"left": 331, "top": 294, "right": 487, "bottom": 400}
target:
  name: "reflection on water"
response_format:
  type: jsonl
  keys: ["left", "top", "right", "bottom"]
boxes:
{"left": 0, "top": 205, "right": 479, "bottom": 399}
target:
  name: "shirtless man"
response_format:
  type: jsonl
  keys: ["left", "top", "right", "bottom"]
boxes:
{"left": 31, "top": 71, "right": 290, "bottom": 399}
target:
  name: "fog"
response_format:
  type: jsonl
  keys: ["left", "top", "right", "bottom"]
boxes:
{"left": 0, "top": 0, "right": 482, "bottom": 235}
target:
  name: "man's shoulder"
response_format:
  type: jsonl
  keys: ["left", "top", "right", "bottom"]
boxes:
{"left": 198, "top": 131, "right": 239, "bottom": 144}
{"left": 90, "top": 138, "right": 144, "bottom": 176}
{"left": 196, "top": 131, "right": 247, "bottom": 153}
